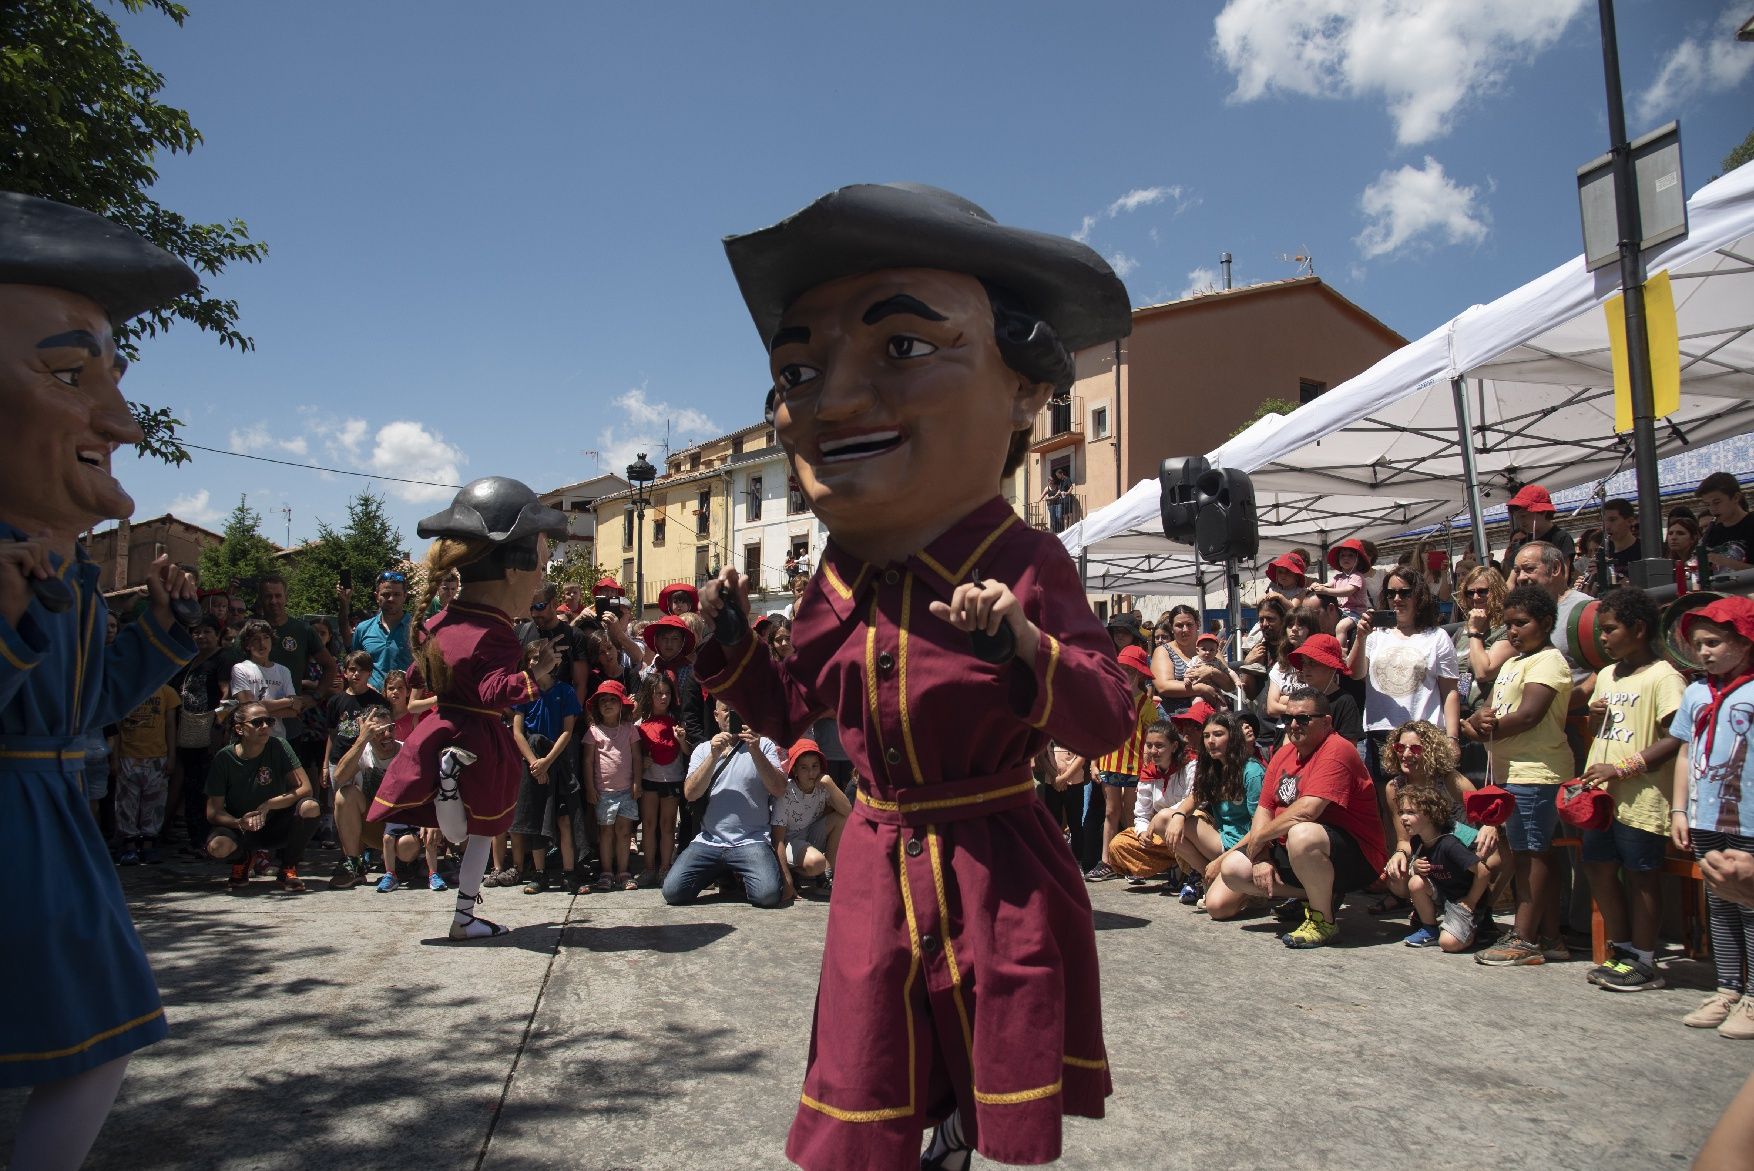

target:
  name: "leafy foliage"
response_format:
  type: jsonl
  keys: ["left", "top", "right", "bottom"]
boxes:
{"left": 197, "top": 496, "right": 280, "bottom": 611}
{"left": 0, "top": 0, "right": 267, "bottom": 465}
{"left": 285, "top": 490, "right": 408, "bottom": 618}
{"left": 1725, "top": 128, "right": 1754, "bottom": 176}
{"left": 546, "top": 542, "right": 609, "bottom": 590}
{"left": 1229, "top": 396, "right": 1300, "bottom": 438}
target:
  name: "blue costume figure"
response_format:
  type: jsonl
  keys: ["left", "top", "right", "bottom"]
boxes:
{"left": 0, "top": 191, "right": 201, "bottom": 1167}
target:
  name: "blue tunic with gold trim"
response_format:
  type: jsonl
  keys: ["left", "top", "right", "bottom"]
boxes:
{"left": 0, "top": 523, "right": 194, "bottom": 1087}
{"left": 696, "top": 498, "right": 1136, "bottom": 1170}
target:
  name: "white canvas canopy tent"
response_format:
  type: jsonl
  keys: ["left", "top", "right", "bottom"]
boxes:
{"left": 1063, "top": 161, "right": 1754, "bottom": 592}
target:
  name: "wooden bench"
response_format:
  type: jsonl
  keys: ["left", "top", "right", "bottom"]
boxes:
{"left": 1553, "top": 836, "right": 1708, "bottom": 965}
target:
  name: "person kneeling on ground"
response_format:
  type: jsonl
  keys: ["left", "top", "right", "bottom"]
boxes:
{"left": 772, "top": 739, "right": 851, "bottom": 900}
{"left": 1388, "top": 784, "right": 1490, "bottom": 951}
{"left": 1106, "top": 721, "right": 1192, "bottom": 882}
{"left": 1211, "top": 693, "right": 1387, "bottom": 946}
{"left": 205, "top": 702, "right": 320, "bottom": 893}
{"left": 661, "top": 701, "right": 787, "bottom": 908}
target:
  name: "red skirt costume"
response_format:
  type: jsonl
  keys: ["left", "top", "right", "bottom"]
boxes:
{"left": 696, "top": 499, "right": 1136, "bottom": 1169}
{"left": 367, "top": 599, "right": 537, "bottom": 835}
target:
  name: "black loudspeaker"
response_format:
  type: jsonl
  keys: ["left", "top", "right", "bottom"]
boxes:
{"left": 1193, "top": 467, "right": 1259, "bottom": 563}
{"left": 1158, "top": 456, "right": 1209, "bottom": 544}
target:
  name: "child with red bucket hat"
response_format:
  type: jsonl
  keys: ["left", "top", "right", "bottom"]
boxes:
{"left": 771, "top": 738, "right": 851, "bottom": 899}
{"left": 1310, "top": 539, "right": 1373, "bottom": 650}
{"left": 1670, "top": 596, "right": 1754, "bottom": 1038}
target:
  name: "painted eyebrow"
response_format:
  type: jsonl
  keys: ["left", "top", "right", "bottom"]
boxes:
{"left": 769, "top": 326, "right": 810, "bottom": 352}
{"left": 36, "top": 330, "right": 102, "bottom": 355}
{"left": 862, "top": 295, "right": 947, "bottom": 325}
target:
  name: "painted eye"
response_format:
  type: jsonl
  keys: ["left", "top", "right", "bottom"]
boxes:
{"left": 887, "top": 336, "right": 937, "bottom": 360}
{"left": 50, "top": 366, "right": 81, "bottom": 388}
{"left": 776, "top": 363, "right": 820, "bottom": 393}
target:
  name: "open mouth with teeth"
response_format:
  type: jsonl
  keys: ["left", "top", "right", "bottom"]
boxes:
{"left": 77, "top": 448, "right": 109, "bottom": 471}
{"left": 817, "top": 431, "right": 905, "bottom": 465}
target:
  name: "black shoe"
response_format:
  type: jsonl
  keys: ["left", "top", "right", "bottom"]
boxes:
{"left": 1272, "top": 898, "right": 1305, "bottom": 926}
{"left": 329, "top": 858, "right": 363, "bottom": 890}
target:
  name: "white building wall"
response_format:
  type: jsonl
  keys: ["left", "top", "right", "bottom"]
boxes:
{"left": 727, "top": 451, "right": 827, "bottom": 610}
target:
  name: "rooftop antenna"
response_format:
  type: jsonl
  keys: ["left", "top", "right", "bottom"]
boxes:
{"left": 279, "top": 505, "right": 292, "bottom": 547}
{"left": 1220, "top": 251, "right": 1233, "bottom": 290}
{"left": 1277, "top": 248, "right": 1315, "bottom": 277}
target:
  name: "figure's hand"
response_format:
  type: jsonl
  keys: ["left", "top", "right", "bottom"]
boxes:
{"left": 928, "top": 578, "right": 1037, "bottom": 661}
{"left": 699, "top": 568, "right": 750, "bottom": 642}
{"left": 1580, "top": 762, "right": 1617, "bottom": 787}
{"left": 144, "top": 554, "right": 197, "bottom": 631}
{"left": 0, "top": 536, "right": 54, "bottom": 628}
{"left": 531, "top": 638, "right": 559, "bottom": 681}
{"left": 1700, "top": 848, "right": 1754, "bottom": 908}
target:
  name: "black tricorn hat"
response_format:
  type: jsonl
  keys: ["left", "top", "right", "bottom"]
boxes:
{"left": 723, "top": 183, "right": 1132, "bottom": 354}
{"left": 0, "top": 192, "right": 199, "bottom": 324}
{"left": 418, "top": 477, "right": 569, "bottom": 546}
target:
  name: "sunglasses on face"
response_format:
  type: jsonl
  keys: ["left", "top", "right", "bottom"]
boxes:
{"left": 531, "top": 601, "right": 548, "bottom": 612}
{"left": 1392, "top": 742, "right": 1424, "bottom": 757}
{"left": 243, "top": 716, "right": 273, "bottom": 728}
{"left": 378, "top": 571, "right": 407, "bottom": 584}
{"left": 1381, "top": 587, "right": 1413, "bottom": 599}
{"left": 1463, "top": 588, "right": 1492, "bottom": 599}
{"left": 1285, "top": 713, "right": 1324, "bottom": 726}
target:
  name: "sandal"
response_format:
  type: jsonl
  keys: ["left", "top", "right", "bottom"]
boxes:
{"left": 522, "top": 872, "right": 550, "bottom": 895}
{"left": 593, "top": 873, "right": 614, "bottom": 893}
{"left": 619, "top": 872, "right": 638, "bottom": 891}
{"left": 1368, "top": 893, "right": 1411, "bottom": 916}
{"left": 448, "top": 893, "right": 511, "bottom": 940}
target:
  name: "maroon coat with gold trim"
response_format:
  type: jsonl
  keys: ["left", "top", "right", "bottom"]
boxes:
{"left": 695, "top": 497, "right": 1135, "bottom": 1170}
{"left": 366, "top": 599, "right": 536, "bottom": 836}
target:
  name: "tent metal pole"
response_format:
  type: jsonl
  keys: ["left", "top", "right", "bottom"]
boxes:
{"left": 1450, "top": 376, "right": 1490, "bottom": 562}
{"left": 1226, "top": 561, "right": 1243, "bottom": 661}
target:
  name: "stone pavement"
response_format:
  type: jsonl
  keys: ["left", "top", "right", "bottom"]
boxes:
{"left": 1, "top": 857, "right": 1746, "bottom": 1170}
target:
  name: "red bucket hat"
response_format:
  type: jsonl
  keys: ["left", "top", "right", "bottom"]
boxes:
{"left": 594, "top": 576, "right": 626, "bottom": 597}
{"left": 1463, "top": 784, "right": 1514, "bottom": 827}
{"left": 1288, "top": 633, "right": 1349, "bottom": 675}
{"left": 1265, "top": 552, "right": 1307, "bottom": 585}
{"left": 591, "top": 679, "right": 634, "bottom": 708}
{"left": 1171, "top": 699, "right": 1218, "bottom": 729}
{"left": 1556, "top": 781, "right": 1614, "bottom": 832}
{"left": 785, "top": 738, "right": 827, "bottom": 777}
{"left": 1507, "top": 484, "right": 1555, "bottom": 514}
{"left": 658, "top": 582, "right": 700, "bottom": 613}
{"left": 1325, "top": 538, "right": 1373, "bottom": 572}
{"left": 1678, "top": 596, "right": 1754, "bottom": 646}
{"left": 1117, "top": 644, "right": 1153, "bottom": 679}
{"left": 641, "top": 614, "right": 698, "bottom": 657}
{"left": 1195, "top": 631, "right": 1220, "bottom": 647}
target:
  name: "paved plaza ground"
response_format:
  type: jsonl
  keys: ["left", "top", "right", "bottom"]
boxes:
{"left": 2, "top": 854, "right": 1746, "bottom": 1170}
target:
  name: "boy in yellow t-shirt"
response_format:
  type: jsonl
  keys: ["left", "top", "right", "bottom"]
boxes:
{"left": 1462, "top": 585, "right": 1573, "bottom": 967}
{"left": 115, "top": 682, "right": 181, "bottom": 865}
{"left": 1578, "top": 588, "right": 1686, "bottom": 991}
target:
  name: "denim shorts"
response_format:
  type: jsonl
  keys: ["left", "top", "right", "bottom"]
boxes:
{"left": 1504, "top": 783, "right": 1560, "bottom": 853}
{"left": 1099, "top": 771, "right": 1138, "bottom": 790}
{"left": 1580, "top": 819, "right": 1667, "bottom": 871}
{"left": 595, "top": 788, "right": 639, "bottom": 826}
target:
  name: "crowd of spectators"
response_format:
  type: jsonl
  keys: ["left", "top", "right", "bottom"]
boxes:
{"left": 85, "top": 473, "right": 1754, "bottom": 1038}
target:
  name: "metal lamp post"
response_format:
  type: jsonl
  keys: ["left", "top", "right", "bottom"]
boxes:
{"left": 626, "top": 452, "right": 656, "bottom": 617}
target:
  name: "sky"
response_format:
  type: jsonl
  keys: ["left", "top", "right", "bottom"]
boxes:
{"left": 103, "top": 0, "right": 1754, "bottom": 548}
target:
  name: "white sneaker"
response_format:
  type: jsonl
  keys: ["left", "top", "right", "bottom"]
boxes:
{"left": 1683, "top": 989, "right": 1740, "bottom": 1029}
{"left": 1719, "top": 996, "right": 1754, "bottom": 1041}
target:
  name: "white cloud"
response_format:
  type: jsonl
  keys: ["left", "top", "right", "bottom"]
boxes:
{"left": 1179, "top": 266, "right": 1220, "bottom": 299}
{"left": 228, "top": 422, "right": 310, "bottom": 460}
{"left": 1214, "top": 0, "right": 1588, "bottom": 145}
{"left": 1635, "top": 5, "right": 1754, "bottom": 126}
{"left": 1355, "top": 156, "right": 1489, "bottom": 259}
{"left": 370, "top": 420, "right": 467, "bottom": 503}
{"left": 1074, "top": 184, "right": 1196, "bottom": 244}
{"left": 166, "top": 488, "right": 222, "bottom": 526}
{"left": 1107, "top": 251, "right": 1139, "bottom": 278}
{"left": 593, "top": 385, "right": 720, "bottom": 476}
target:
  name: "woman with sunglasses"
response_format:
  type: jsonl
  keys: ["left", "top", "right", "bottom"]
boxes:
{"left": 1452, "top": 567, "right": 1514, "bottom": 781}
{"left": 1347, "top": 567, "right": 1460, "bottom": 790}
{"left": 1376, "top": 719, "right": 1502, "bottom": 920}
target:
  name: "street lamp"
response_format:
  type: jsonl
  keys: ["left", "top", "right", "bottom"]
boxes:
{"left": 626, "top": 452, "right": 657, "bottom": 616}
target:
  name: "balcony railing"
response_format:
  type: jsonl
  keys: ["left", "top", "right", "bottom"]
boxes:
{"left": 1027, "top": 490, "right": 1085, "bottom": 534}
{"left": 1030, "top": 395, "right": 1083, "bottom": 452}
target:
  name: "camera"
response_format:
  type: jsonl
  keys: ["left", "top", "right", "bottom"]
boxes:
{"left": 593, "top": 594, "right": 614, "bottom": 619}
{"left": 727, "top": 711, "right": 744, "bottom": 737}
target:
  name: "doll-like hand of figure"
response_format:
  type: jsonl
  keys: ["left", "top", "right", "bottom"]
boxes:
{"left": 0, "top": 536, "right": 55, "bottom": 628}
{"left": 929, "top": 578, "right": 1040, "bottom": 664}
{"left": 700, "top": 567, "right": 752, "bottom": 645}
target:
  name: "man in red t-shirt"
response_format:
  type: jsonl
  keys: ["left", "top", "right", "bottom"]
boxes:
{"left": 1213, "top": 692, "right": 1386, "bottom": 948}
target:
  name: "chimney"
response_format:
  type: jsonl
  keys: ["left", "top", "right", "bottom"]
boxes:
{"left": 1220, "top": 252, "right": 1233, "bottom": 290}
{"left": 114, "top": 517, "right": 131, "bottom": 591}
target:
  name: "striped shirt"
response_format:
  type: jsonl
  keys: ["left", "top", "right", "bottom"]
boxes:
{"left": 1096, "top": 691, "right": 1156, "bottom": 778}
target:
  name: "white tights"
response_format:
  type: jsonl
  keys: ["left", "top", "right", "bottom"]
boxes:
{"left": 10, "top": 1055, "right": 130, "bottom": 1170}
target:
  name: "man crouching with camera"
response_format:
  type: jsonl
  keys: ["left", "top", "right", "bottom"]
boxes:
{"left": 660, "top": 699, "right": 787, "bottom": 908}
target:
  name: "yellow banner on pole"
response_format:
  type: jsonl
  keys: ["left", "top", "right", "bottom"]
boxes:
{"left": 1606, "top": 268, "right": 1680, "bottom": 433}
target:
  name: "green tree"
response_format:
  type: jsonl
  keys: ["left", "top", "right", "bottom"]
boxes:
{"left": 285, "top": 490, "right": 408, "bottom": 618}
{"left": 198, "top": 496, "right": 280, "bottom": 612}
{"left": 1, "top": 0, "right": 268, "bottom": 466}
{"left": 1229, "top": 396, "right": 1300, "bottom": 438}
{"left": 1724, "top": 128, "right": 1754, "bottom": 175}
{"left": 546, "top": 542, "right": 608, "bottom": 591}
